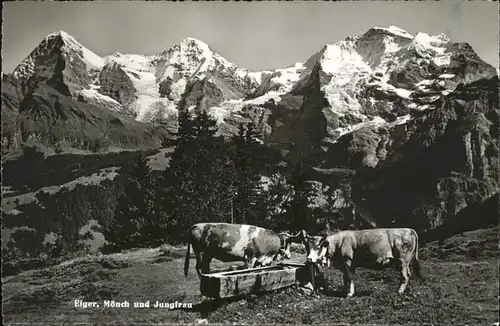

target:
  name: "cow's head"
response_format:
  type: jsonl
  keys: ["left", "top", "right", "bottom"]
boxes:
{"left": 301, "top": 231, "right": 330, "bottom": 266}
{"left": 276, "top": 231, "right": 303, "bottom": 260}
{"left": 277, "top": 232, "right": 293, "bottom": 260}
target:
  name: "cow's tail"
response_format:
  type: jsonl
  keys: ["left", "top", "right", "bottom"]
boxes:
{"left": 184, "top": 242, "right": 191, "bottom": 278}
{"left": 411, "top": 229, "right": 424, "bottom": 281}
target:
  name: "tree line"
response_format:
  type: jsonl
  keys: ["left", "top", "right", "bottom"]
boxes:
{"left": 103, "top": 108, "right": 318, "bottom": 251}
{"left": 3, "top": 108, "right": 358, "bottom": 261}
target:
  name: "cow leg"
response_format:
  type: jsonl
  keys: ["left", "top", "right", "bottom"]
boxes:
{"left": 343, "top": 273, "right": 355, "bottom": 298}
{"left": 343, "top": 260, "right": 355, "bottom": 297}
{"left": 194, "top": 251, "right": 203, "bottom": 276}
{"left": 201, "top": 254, "right": 212, "bottom": 275}
{"left": 376, "top": 252, "right": 394, "bottom": 269}
{"left": 397, "top": 260, "right": 410, "bottom": 294}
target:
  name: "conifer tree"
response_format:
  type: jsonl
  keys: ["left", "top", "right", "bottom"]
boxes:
{"left": 258, "top": 172, "right": 293, "bottom": 230}
{"left": 159, "top": 108, "right": 234, "bottom": 242}
{"left": 158, "top": 109, "right": 196, "bottom": 241}
{"left": 139, "top": 174, "right": 165, "bottom": 246}
{"left": 289, "top": 160, "right": 317, "bottom": 232}
{"left": 232, "top": 122, "right": 265, "bottom": 225}
{"left": 103, "top": 152, "right": 155, "bottom": 250}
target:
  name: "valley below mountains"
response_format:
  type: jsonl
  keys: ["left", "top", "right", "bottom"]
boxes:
{"left": 1, "top": 25, "right": 498, "bottom": 269}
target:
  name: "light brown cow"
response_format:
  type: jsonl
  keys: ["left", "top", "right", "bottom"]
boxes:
{"left": 184, "top": 223, "right": 300, "bottom": 277}
{"left": 301, "top": 228, "right": 423, "bottom": 297}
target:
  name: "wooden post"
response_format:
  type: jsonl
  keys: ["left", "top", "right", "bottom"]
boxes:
{"left": 230, "top": 198, "right": 234, "bottom": 224}
{"left": 309, "top": 263, "right": 315, "bottom": 290}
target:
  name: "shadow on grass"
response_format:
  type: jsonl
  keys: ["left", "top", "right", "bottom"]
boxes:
{"left": 191, "top": 296, "right": 243, "bottom": 318}
{"left": 190, "top": 290, "right": 275, "bottom": 318}
{"left": 322, "top": 288, "right": 373, "bottom": 298}
{"left": 99, "top": 258, "right": 131, "bottom": 269}
{"left": 158, "top": 246, "right": 192, "bottom": 259}
{"left": 154, "top": 256, "right": 175, "bottom": 264}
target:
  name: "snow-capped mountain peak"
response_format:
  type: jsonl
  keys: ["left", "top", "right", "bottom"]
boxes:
{"left": 155, "top": 37, "right": 263, "bottom": 84}
{"left": 178, "top": 37, "right": 212, "bottom": 52}
{"left": 47, "top": 30, "right": 71, "bottom": 39}
{"left": 8, "top": 27, "right": 496, "bottom": 136}
{"left": 289, "top": 25, "right": 496, "bottom": 142}
{"left": 168, "top": 37, "right": 213, "bottom": 64}
{"left": 12, "top": 30, "right": 104, "bottom": 82}
{"left": 46, "top": 30, "right": 105, "bottom": 70}
{"left": 371, "top": 25, "right": 414, "bottom": 39}
{"left": 155, "top": 37, "right": 216, "bottom": 80}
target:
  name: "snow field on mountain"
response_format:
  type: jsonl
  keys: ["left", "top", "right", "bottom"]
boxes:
{"left": 80, "top": 87, "right": 123, "bottom": 112}
{"left": 270, "top": 63, "right": 306, "bottom": 93}
{"left": 105, "top": 53, "right": 179, "bottom": 121}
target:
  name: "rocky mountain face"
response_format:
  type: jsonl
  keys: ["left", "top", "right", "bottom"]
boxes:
{"left": 4, "top": 27, "right": 496, "bottom": 152}
{"left": 2, "top": 79, "right": 172, "bottom": 152}
{"left": 348, "top": 77, "right": 498, "bottom": 233}
{"left": 1, "top": 26, "right": 497, "bottom": 261}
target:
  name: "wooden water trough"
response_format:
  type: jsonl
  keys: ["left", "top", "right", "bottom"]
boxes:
{"left": 200, "top": 262, "right": 312, "bottom": 298}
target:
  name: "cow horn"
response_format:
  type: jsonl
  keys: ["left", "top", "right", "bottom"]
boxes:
{"left": 279, "top": 232, "right": 291, "bottom": 239}
{"left": 319, "top": 235, "right": 329, "bottom": 245}
{"left": 299, "top": 230, "right": 310, "bottom": 239}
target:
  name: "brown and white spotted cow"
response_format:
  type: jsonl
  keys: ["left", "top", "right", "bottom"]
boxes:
{"left": 184, "top": 223, "right": 299, "bottom": 277}
{"left": 301, "top": 228, "right": 423, "bottom": 297}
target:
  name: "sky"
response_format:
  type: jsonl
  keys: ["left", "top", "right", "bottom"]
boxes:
{"left": 2, "top": 1, "right": 499, "bottom": 73}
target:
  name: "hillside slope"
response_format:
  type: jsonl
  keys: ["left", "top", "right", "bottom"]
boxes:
{"left": 2, "top": 226, "right": 498, "bottom": 325}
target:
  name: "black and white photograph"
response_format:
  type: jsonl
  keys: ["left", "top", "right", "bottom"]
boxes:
{"left": 1, "top": 1, "right": 499, "bottom": 325}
